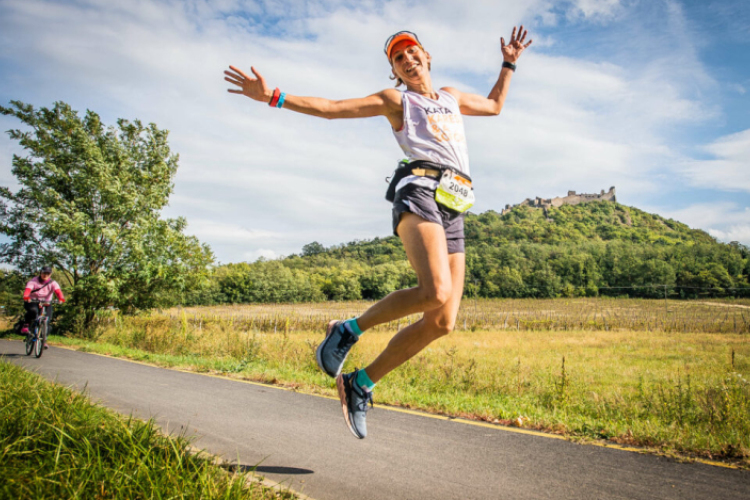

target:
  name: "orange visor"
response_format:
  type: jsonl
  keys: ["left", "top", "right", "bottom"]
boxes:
{"left": 384, "top": 31, "right": 422, "bottom": 60}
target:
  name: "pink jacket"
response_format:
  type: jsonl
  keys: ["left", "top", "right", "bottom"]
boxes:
{"left": 23, "top": 277, "right": 65, "bottom": 303}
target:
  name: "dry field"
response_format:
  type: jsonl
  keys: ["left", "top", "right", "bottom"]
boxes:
{"left": 165, "top": 297, "right": 750, "bottom": 335}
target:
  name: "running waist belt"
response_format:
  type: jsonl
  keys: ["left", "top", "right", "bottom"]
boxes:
{"left": 385, "top": 160, "right": 472, "bottom": 207}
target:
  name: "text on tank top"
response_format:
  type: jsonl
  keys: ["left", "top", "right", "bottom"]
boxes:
{"left": 392, "top": 89, "right": 471, "bottom": 193}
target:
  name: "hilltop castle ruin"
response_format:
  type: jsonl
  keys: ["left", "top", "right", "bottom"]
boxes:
{"left": 501, "top": 187, "right": 616, "bottom": 215}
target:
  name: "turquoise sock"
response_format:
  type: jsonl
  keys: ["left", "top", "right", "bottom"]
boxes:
{"left": 344, "top": 317, "right": 363, "bottom": 336}
{"left": 356, "top": 369, "right": 376, "bottom": 391}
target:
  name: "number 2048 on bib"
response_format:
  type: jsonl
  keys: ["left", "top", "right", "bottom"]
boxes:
{"left": 435, "top": 170, "right": 475, "bottom": 213}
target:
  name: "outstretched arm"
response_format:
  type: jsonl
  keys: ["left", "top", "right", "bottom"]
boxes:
{"left": 443, "top": 26, "right": 532, "bottom": 116}
{"left": 224, "top": 65, "right": 401, "bottom": 121}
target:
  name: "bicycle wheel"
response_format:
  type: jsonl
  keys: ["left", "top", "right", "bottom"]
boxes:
{"left": 25, "top": 330, "right": 34, "bottom": 356}
{"left": 34, "top": 322, "right": 45, "bottom": 358}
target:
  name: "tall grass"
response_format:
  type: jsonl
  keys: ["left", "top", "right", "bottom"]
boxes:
{"left": 0, "top": 360, "right": 296, "bottom": 499}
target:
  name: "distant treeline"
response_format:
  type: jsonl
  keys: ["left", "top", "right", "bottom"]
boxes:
{"left": 184, "top": 202, "right": 750, "bottom": 304}
{"left": 2, "top": 203, "right": 747, "bottom": 310}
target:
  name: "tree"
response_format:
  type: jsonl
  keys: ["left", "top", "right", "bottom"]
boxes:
{"left": 213, "top": 261, "right": 324, "bottom": 303}
{"left": 0, "top": 101, "right": 214, "bottom": 332}
{"left": 0, "top": 269, "right": 26, "bottom": 323}
{"left": 302, "top": 241, "right": 326, "bottom": 257}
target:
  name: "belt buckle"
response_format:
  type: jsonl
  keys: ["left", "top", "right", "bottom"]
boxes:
{"left": 412, "top": 167, "right": 440, "bottom": 178}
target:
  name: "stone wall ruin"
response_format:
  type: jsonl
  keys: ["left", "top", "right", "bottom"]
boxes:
{"left": 501, "top": 187, "right": 616, "bottom": 215}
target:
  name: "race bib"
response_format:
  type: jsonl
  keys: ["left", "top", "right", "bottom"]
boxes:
{"left": 435, "top": 170, "right": 475, "bottom": 213}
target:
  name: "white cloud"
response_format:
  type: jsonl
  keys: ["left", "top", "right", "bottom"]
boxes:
{"left": 186, "top": 219, "right": 283, "bottom": 245}
{"left": 569, "top": 0, "right": 623, "bottom": 20}
{"left": 242, "top": 248, "right": 279, "bottom": 262}
{"left": 709, "top": 226, "right": 750, "bottom": 245}
{"left": 680, "top": 129, "right": 750, "bottom": 192}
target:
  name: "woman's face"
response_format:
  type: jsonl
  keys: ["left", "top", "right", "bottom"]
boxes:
{"left": 40, "top": 272, "right": 51, "bottom": 281}
{"left": 390, "top": 43, "right": 431, "bottom": 85}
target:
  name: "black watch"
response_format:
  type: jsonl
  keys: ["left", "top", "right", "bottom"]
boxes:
{"left": 502, "top": 61, "right": 517, "bottom": 71}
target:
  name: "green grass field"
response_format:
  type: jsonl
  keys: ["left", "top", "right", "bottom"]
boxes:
{"left": 5, "top": 297, "right": 749, "bottom": 468}
{"left": 0, "top": 360, "right": 297, "bottom": 499}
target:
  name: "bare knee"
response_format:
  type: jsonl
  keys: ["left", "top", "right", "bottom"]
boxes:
{"left": 426, "top": 316, "right": 455, "bottom": 339}
{"left": 419, "top": 282, "right": 452, "bottom": 310}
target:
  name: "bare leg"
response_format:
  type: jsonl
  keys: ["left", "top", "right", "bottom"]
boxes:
{"left": 365, "top": 252, "right": 464, "bottom": 383}
{"left": 356, "top": 213, "right": 454, "bottom": 332}
{"left": 358, "top": 211, "right": 466, "bottom": 384}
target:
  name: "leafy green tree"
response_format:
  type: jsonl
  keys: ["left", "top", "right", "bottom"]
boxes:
{"left": 213, "top": 261, "right": 325, "bottom": 303}
{"left": 527, "top": 267, "right": 562, "bottom": 298}
{"left": 0, "top": 269, "right": 26, "bottom": 323}
{"left": 316, "top": 270, "right": 362, "bottom": 301}
{"left": 485, "top": 266, "right": 525, "bottom": 297}
{"left": 302, "top": 241, "right": 326, "bottom": 256}
{"left": 637, "top": 259, "right": 676, "bottom": 298}
{"left": 359, "top": 262, "right": 415, "bottom": 299}
{"left": 0, "top": 101, "right": 214, "bottom": 331}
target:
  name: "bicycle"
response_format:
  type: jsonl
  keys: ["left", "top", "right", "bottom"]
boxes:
{"left": 24, "top": 298, "right": 57, "bottom": 359}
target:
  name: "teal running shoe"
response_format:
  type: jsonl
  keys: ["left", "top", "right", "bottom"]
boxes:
{"left": 316, "top": 320, "right": 359, "bottom": 378}
{"left": 336, "top": 369, "right": 373, "bottom": 439}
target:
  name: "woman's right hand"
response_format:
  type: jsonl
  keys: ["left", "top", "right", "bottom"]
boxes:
{"left": 224, "top": 65, "right": 272, "bottom": 103}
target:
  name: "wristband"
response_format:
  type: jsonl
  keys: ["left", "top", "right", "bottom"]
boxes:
{"left": 269, "top": 87, "right": 281, "bottom": 107}
{"left": 276, "top": 92, "right": 286, "bottom": 108}
{"left": 502, "top": 61, "right": 516, "bottom": 71}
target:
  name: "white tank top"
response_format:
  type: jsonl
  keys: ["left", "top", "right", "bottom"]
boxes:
{"left": 392, "top": 89, "right": 470, "bottom": 192}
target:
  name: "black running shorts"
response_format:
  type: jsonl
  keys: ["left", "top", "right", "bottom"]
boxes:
{"left": 392, "top": 183, "right": 466, "bottom": 254}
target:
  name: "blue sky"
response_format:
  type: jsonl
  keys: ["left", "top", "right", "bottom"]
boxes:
{"left": 1, "top": 0, "right": 748, "bottom": 263}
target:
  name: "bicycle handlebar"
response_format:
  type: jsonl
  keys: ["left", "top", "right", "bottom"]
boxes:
{"left": 27, "top": 298, "right": 61, "bottom": 305}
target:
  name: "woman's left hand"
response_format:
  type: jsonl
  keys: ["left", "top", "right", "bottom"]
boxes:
{"left": 501, "top": 25, "right": 532, "bottom": 64}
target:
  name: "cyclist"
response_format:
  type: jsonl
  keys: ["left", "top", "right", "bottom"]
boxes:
{"left": 225, "top": 27, "right": 531, "bottom": 438}
{"left": 21, "top": 265, "right": 65, "bottom": 348}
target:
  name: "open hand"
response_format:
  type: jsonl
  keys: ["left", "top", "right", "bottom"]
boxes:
{"left": 501, "top": 26, "right": 532, "bottom": 64}
{"left": 224, "top": 65, "right": 271, "bottom": 102}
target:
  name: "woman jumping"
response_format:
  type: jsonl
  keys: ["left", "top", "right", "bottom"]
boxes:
{"left": 225, "top": 27, "right": 532, "bottom": 439}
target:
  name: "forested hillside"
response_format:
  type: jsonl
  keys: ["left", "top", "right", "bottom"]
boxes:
{"left": 189, "top": 202, "right": 749, "bottom": 304}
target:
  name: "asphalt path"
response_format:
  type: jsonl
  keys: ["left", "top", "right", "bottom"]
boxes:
{"left": 2, "top": 339, "right": 748, "bottom": 500}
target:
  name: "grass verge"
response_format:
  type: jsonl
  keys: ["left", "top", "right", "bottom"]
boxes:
{"left": 0, "top": 359, "right": 297, "bottom": 499}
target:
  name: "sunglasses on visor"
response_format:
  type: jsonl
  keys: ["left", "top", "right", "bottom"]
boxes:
{"left": 384, "top": 31, "right": 422, "bottom": 58}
